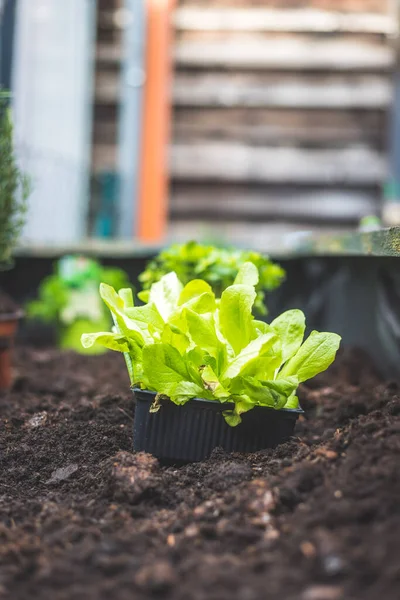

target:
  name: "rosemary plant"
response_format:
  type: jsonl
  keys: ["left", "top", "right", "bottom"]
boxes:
{"left": 0, "top": 91, "right": 30, "bottom": 268}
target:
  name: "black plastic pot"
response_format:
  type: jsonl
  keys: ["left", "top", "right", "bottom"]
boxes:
{"left": 132, "top": 388, "right": 304, "bottom": 463}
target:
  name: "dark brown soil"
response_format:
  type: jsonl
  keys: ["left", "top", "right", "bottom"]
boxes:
{"left": 0, "top": 347, "right": 399, "bottom": 600}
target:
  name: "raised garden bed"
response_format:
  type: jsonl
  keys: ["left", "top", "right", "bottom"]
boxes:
{"left": 4, "top": 228, "right": 400, "bottom": 378}
{"left": 1, "top": 345, "right": 399, "bottom": 600}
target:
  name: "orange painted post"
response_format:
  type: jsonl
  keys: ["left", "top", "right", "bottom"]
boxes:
{"left": 137, "top": 0, "right": 175, "bottom": 242}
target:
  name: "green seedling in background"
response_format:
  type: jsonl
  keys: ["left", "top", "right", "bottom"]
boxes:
{"left": 82, "top": 262, "right": 341, "bottom": 425}
{"left": 27, "top": 255, "right": 132, "bottom": 354}
{"left": 139, "top": 241, "right": 285, "bottom": 316}
{"left": 358, "top": 215, "right": 381, "bottom": 232}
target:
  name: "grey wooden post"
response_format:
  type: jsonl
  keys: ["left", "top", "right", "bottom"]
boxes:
{"left": 0, "top": 0, "right": 16, "bottom": 89}
{"left": 11, "top": 0, "right": 97, "bottom": 245}
{"left": 384, "top": 0, "right": 400, "bottom": 224}
{"left": 116, "top": 0, "right": 146, "bottom": 239}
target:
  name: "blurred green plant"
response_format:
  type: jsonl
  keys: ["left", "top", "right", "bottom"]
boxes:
{"left": 139, "top": 241, "right": 285, "bottom": 316}
{"left": 0, "top": 90, "right": 31, "bottom": 268}
{"left": 26, "top": 256, "right": 132, "bottom": 354}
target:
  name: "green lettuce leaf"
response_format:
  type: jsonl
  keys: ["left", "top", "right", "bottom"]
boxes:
{"left": 178, "top": 279, "right": 213, "bottom": 306}
{"left": 81, "top": 331, "right": 130, "bottom": 353}
{"left": 221, "top": 332, "right": 278, "bottom": 380}
{"left": 283, "top": 392, "right": 300, "bottom": 410}
{"left": 199, "top": 365, "right": 230, "bottom": 400}
{"left": 230, "top": 375, "right": 298, "bottom": 410}
{"left": 238, "top": 354, "right": 281, "bottom": 381}
{"left": 182, "top": 309, "right": 224, "bottom": 364}
{"left": 270, "top": 309, "right": 305, "bottom": 364}
{"left": 148, "top": 272, "right": 183, "bottom": 321}
{"left": 233, "top": 261, "right": 259, "bottom": 287}
{"left": 223, "top": 395, "right": 255, "bottom": 426}
{"left": 279, "top": 330, "right": 341, "bottom": 383}
{"left": 125, "top": 302, "right": 164, "bottom": 334}
{"left": 118, "top": 287, "right": 134, "bottom": 309}
{"left": 219, "top": 284, "right": 256, "bottom": 355}
{"left": 161, "top": 323, "right": 190, "bottom": 355}
{"left": 142, "top": 343, "right": 190, "bottom": 395}
{"left": 168, "top": 381, "right": 207, "bottom": 405}
{"left": 100, "top": 283, "right": 150, "bottom": 343}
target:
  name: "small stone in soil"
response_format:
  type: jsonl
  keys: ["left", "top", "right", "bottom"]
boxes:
{"left": 46, "top": 463, "right": 79, "bottom": 484}
{"left": 134, "top": 561, "right": 177, "bottom": 593}
{"left": 25, "top": 412, "right": 48, "bottom": 429}
{"left": 184, "top": 524, "right": 199, "bottom": 537}
{"left": 302, "top": 585, "right": 343, "bottom": 600}
{"left": 323, "top": 554, "right": 346, "bottom": 577}
{"left": 315, "top": 448, "right": 338, "bottom": 460}
{"left": 300, "top": 541, "right": 317, "bottom": 558}
{"left": 167, "top": 534, "right": 175, "bottom": 547}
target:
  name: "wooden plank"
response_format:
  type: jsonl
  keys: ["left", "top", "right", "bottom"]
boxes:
{"left": 174, "top": 8, "right": 395, "bottom": 34}
{"left": 174, "top": 39, "right": 393, "bottom": 71}
{"left": 173, "top": 107, "right": 385, "bottom": 147}
{"left": 98, "top": 37, "right": 394, "bottom": 70}
{"left": 93, "top": 121, "right": 117, "bottom": 144}
{"left": 93, "top": 144, "right": 117, "bottom": 172}
{"left": 93, "top": 142, "right": 387, "bottom": 183}
{"left": 95, "top": 72, "right": 120, "bottom": 103}
{"left": 97, "top": 43, "right": 121, "bottom": 63}
{"left": 166, "top": 220, "right": 353, "bottom": 255}
{"left": 170, "top": 143, "right": 387, "bottom": 185}
{"left": 96, "top": 70, "right": 392, "bottom": 109}
{"left": 98, "top": 0, "right": 119, "bottom": 11}
{"left": 170, "top": 184, "right": 378, "bottom": 222}
{"left": 173, "top": 73, "right": 391, "bottom": 109}
{"left": 178, "top": 1, "right": 387, "bottom": 13}
{"left": 94, "top": 104, "right": 117, "bottom": 123}
{"left": 98, "top": 10, "right": 125, "bottom": 28}
{"left": 177, "top": 30, "right": 385, "bottom": 46}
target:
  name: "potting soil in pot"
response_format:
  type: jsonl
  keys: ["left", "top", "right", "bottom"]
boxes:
{"left": 0, "top": 289, "right": 18, "bottom": 315}
{"left": 0, "top": 346, "right": 399, "bottom": 600}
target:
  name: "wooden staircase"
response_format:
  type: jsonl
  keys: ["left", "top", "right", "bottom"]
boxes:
{"left": 92, "top": 0, "right": 395, "bottom": 246}
{"left": 169, "top": 0, "right": 393, "bottom": 243}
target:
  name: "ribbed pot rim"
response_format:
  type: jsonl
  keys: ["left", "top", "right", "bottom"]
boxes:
{"left": 132, "top": 387, "right": 304, "bottom": 415}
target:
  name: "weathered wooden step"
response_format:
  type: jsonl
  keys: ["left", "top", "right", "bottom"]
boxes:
{"left": 93, "top": 142, "right": 387, "bottom": 183}
{"left": 170, "top": 143, "right": 386, "bottom": 185}
{"left": 174, "top": 39, "right": 393, "bottom": 71}
{"left": 94, "top": 70, "right": 391, "bottom": 110}
{"left": 170, "top": 184, "right": 379, "bottom": 222}
{"left": 96, "top": 38, "right": 393, "bottom": 71}
{"left": 173, "top": 107, "right": 384, "bottom": 146}
{"left": 174, "top": 8, "right": 394, "bottom": 34}
{"left": 173, "top": 74, "right": 391, "bottom": 109}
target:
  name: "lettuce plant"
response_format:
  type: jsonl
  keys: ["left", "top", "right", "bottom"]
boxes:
{"left": 27, "top": 256, "right": 132, "bottom": 354}
{"left": 27, "top": 257, "right": 131, "bottom": 325}
{"left": 139, "top": 241, "right": 285, "bottom": 316}
{"left": 82, "top": 263, "right": 341, "bottom": 426}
